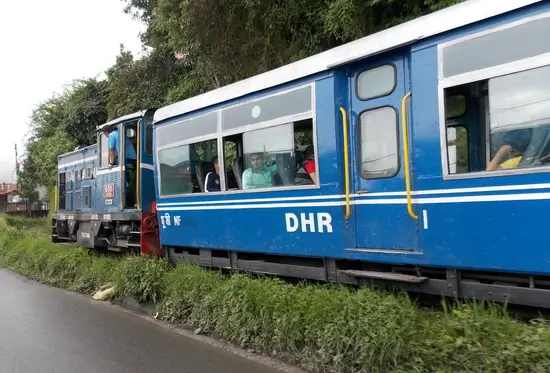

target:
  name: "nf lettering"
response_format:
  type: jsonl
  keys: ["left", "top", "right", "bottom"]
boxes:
{"left": 285, "top": 213, "right": 333, "bottom": 233}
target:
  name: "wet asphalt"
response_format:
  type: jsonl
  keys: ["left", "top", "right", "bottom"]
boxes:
{"left": 0, "top": 269, "right": 288, "bottom": 373}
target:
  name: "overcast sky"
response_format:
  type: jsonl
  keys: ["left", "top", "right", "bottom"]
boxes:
{"left": 0, "top": 0, "right": 144, "bottom": 182}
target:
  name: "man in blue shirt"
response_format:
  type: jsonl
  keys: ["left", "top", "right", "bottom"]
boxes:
{"left": 102, "top": 126, "right": 138, "bottom": 207}
{"left": 103, "top": 127, "right": 136, "bottom": 168}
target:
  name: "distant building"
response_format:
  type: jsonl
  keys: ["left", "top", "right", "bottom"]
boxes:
{"left": 0, "top": 183, "right": 22, "bottom": 212}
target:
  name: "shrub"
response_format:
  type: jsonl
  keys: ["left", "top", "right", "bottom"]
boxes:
{"left": 1, "top": 215, "right": 550, "bottom": 373}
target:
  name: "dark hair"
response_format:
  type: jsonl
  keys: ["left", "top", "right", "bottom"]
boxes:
{"left": 503, "top": 129, "right": 532, "bottom": 153}
{"left": 212, "top": 156, "right": 219, "bottom": 165}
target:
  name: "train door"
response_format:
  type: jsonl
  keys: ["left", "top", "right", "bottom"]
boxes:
{"left": 58, "top": 172, "right": 66, "bottom": 210}
{"left": 120, "top": 120, "right": 139, "bottom": 210}
{"left": 348, "top": 53, "right": 421, "bottom": 252}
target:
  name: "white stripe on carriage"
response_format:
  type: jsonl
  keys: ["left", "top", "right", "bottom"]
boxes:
{"left": 156, "top": 192, "right": 550, "bottom": 211}
{"left": 90, "top": 163, "right": 153, "bottom": 176}
{"left": 157, "top": 183, "right": 550, "bottom": 207}
{"left": 57, "top": 156, "right": 97, "bottom": 169}
{"left": 140, "top": 163, "right": 155, "bottom": 171}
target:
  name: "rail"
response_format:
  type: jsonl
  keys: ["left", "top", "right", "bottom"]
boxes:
{"left": 400, "top": 92, "right": 418, "bottom": 220}
{"left": 136, "top": 119, "right": 141, "bottom": 211}
{"left": 339, "top": 107, "right": 352, "bottom": 220}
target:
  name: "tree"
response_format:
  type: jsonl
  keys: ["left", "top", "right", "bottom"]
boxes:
{"left": 64, "top": 79, "right": 109, "bottom": 145}
{"left": 20, "top": 0, "right": 466, "bottom": 197}
{"left": 20, "top": 79, "right": 108, "bottom": 192}
{"left": 105, "top": 44, "right": 189, "bottom": 118}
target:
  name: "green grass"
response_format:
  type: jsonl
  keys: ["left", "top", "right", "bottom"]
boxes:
{"left": 1, "top": 215, "right": 549, "bottom": 373}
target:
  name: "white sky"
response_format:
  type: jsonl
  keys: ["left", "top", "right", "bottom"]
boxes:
{"left": 0, "top": 0, "right": 145, "bottom": 182}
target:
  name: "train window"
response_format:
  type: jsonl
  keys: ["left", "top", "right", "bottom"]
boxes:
{"left": 441, "top": 15, "right": 550, "bottom": 79}
{"left": 221, "top": 86, "right": 312, "bottom": 131}
{"left": 224, "top": 118, "right": 316, "bottom": 191}
{"left": 359, "top": 106, "right": 399, "bottom": 179}
{"left": 158, "top": 139, "right": 219, "bottom": 196}
{"left": 156, "top": 112, "right": 217, "bottom": 148}
{"left": 446, "top": 126, "right": 469, "bottom": 174}
{"left": 356, "top": 64, "right": 396, "bottom": 100}
{"left": 443, "top": 64, "right": 550, "bottom": 175}
{"left": 99, "top": 133, "right": 109, "bottom": 168}
{"left": 445, "top": 95, "right": 466, "bottom": 119}
{"left": 83, "top": 168, "right": 93, "bottom": 180}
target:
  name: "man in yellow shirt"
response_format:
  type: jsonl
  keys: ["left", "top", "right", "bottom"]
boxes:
{"left": 486, "top": 129, "right": 531, "bottom": 171}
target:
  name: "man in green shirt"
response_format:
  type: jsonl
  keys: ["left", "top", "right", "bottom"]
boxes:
{"left": 242, "top": 153, "right": 278, "bottom": 189}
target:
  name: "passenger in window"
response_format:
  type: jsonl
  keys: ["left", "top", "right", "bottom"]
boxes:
{"left": 205, "top": 156, "right": 221, "bottom": 192}
{"left": 103, "top": 126, "right": 137, "bottom": 206}
{"left": 242, "top": 153, "right": 277, "bottom": 189}
{"left": 486, "top": 129, "right": 531, "bottom": 171}
{"left": 295, "top": 145, "right": 316, "bottom": 185}
{"left": 102, "top": 127, "right": 137, "bottom": 168}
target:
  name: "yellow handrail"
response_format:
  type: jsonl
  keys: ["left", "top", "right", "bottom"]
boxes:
{"left": 136, "top": 119, "right": 141, "bottom": 211}
{"left": 340, "top": 107, "right": 352, "bottom": 220}
{"left": 400, "top": 92, "right": 418, "bottom": 220}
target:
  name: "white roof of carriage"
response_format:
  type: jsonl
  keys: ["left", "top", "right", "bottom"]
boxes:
{"left": 153, "top": 0, "right": 542, "bottom": 124}
{"left": 96, "top": 110, "right": 147, "bottom": 131}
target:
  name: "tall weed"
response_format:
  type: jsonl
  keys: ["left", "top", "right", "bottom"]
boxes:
{"left": 1, "top": 215, "right": 550, "bottom": 373}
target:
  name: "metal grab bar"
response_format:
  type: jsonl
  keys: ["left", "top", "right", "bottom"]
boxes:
{"left": 340, "top": 107, "right": 352, "bottom": 220}
{"left": 136, "top": 119, "right": 142, "bottom": 211}
{"left": 400, "top": 92, "right": 418, "bottom": 220}
{"left": 120, "top": 127, "right": 125, "bottom": 212}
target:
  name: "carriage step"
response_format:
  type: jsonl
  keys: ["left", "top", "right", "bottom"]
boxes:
{"left": 340, "top": 270, "right": 428, "bottom": 283}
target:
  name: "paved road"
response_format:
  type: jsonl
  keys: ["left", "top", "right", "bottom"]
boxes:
{"left": 0, "top": 269, "right": 289, "bottom": 373}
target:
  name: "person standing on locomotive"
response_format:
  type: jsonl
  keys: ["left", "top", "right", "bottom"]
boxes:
{"left": 204, "top": 156, "right": 221, "bottom": 192}
{"left": 102, "top": 126, "right": 137, "bottom": 206}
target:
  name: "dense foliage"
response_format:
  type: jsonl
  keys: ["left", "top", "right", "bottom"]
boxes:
{"left": 20, "top": 0, "right": 465, "bottom": 197}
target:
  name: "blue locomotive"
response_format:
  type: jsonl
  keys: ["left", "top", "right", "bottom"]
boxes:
{"left": 53, "top": 0, "right": 550, "bottom": 307}
{"left": 52, "top": 110, "right": 161, "bottom": 256}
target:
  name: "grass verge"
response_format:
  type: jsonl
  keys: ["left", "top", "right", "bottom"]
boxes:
{"left": 1, "top": 215, "right": 549, "bottom": 373}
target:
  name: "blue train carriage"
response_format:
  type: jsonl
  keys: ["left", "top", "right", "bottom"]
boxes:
{"left": 152, "top": 0, "right": 550, "bottom": 307}
{"left": 52, "top": 109, "right": 161, "bottom": 256}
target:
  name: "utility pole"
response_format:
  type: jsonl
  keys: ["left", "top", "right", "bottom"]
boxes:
{"left": 15, "top": 144, "right": 20, "bottom": 191}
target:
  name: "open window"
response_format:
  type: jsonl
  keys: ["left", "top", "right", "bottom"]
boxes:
{"left": 443, "top": 65, "right": 550, "bottom": 175}
{"left": 440, "top": 14, "right": 550, "bottom": 176}
{"left": 222, "top": 118, "right": 316, "bottom": 191}
{"left": 99, "top": 132, "right": 109, "bottom": 169}
{"left": 156, "top": 84, "right": 317, "bottom": 196}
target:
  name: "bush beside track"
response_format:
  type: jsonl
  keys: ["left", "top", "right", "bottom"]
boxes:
{"left": 1, "top": 215, "right": 549, "bottom": 373}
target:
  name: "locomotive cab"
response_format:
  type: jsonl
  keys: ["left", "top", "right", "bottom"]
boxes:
{"left": 52, "top": 109, "right": 161, "bottom": 256}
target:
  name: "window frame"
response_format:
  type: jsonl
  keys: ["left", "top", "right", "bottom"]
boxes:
{"left": 355, "top": 63, "right": 397, "bottom": 101}
{"left": 445, "top": 94, "right": 467, "bottom": 120}
{"left": 98, "top": 131, "right": 110, "bottom": 170}
{"left": 357, "top": 105, "right": 400, "bottom": 180}
{"left": 156, "top": 82, "right": 319, "bottom": 198}
{"left": 157, "top": 134, "right": 220, "bottom": 197}
{"left": 437, "top": 11, "right": 550, "bottom": 180}
{"left": 445, "top": 124, "right": 470, "bottom": 175}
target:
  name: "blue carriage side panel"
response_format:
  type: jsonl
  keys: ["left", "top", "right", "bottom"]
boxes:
{"left": 154, "top": 73, "right": 356, "bottom": 257}
{"left": 153, "top": 0, "right": 550, "bottom": 308}
{"left": 396, "top": 2, "right": 550, "bottom": 276}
